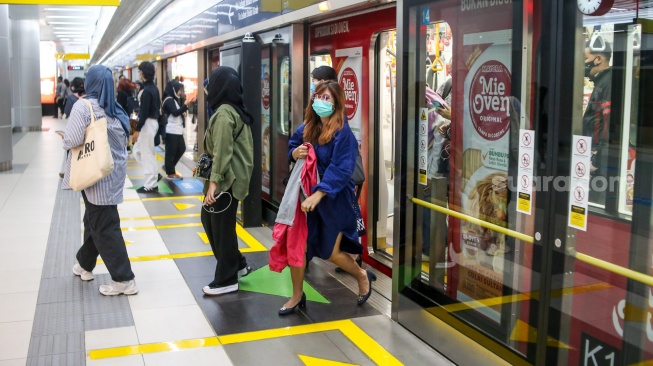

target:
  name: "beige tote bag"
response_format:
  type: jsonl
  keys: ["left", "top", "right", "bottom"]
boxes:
{"left": 69, "top": 99, "right": 114, "bottom": 191}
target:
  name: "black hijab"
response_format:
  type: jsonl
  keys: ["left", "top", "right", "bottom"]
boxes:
{"left": 207, "top": 66, "right": 253, "bottom": 125}
{"left": 164, "top": 80, "right": 183, "bottom": 103}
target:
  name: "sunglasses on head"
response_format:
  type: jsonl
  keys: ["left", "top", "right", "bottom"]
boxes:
{"left": 311, "top": 93, "right": 331, "bottom": 101}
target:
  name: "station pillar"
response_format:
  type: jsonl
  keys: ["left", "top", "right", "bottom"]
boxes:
{"left": 11, "top": 17, "right": 41, "bottom": 132}
{"left": 0, "top": 5, "right": 12, "bottom": 171}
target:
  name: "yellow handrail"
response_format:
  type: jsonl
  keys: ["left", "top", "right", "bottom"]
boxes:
{"left": 430, "top": 23, "right": 444, "bottom": 72}
{"left": 411, "top": 197, "right": 534, "bottom": 243}
{"left": 568, "top": 249, "right": 653, "bottom": 288}
{"left": 412, "top": 197, "right": 653, "bottom": 287}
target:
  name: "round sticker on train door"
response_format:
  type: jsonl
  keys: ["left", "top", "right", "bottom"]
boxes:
{"left": 262, "top": 72, "right": 270, "bottom": 110}
{"left": 469, "top": 60, "right": 512, "bottom": 141}
{"left": 339, "top": 67, "right": 359, "bottom": 120}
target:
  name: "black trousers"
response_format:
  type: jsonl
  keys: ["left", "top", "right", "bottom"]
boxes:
{"left": 164, "top": 133, "right": 186, "bottom": 175}
{"left": 57, "top": 98, "right": 65, "bottom": 115}
{"left": 200, "top": 190, "right": 247, "bottom": 287}
{"left": 77, "top": 192, "right": 134, "bottom": 282}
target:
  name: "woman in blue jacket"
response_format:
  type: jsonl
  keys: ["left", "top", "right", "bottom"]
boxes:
{"left": 280, "top": 80, "right": 375, "bottom": 315}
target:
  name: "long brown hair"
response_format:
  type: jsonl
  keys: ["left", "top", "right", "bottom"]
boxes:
{"left": 303, "top": 80, "right": 345, "bottom": 145}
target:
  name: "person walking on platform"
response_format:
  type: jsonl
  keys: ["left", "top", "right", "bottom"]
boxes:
{"left": 55, "top": 76, "right": 65, "bottom": 118}
{"left": 279, "top": 80, "right": 375, "bottom": 315}
{"left": 201, "top": 66, "right": 254, "bottom": 296}
{"left": 162, "top": 80, "right": 189, "bottom": 180}
{"left": 132, "top": 61, "right": 162, "bottom": 193}
{"left": 62, "top": 65, "right": 138, "bottom": 296}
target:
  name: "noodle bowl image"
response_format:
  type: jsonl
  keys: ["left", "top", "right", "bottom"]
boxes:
{"left": 462, "top": 171, "right": 508, "bottom": 260}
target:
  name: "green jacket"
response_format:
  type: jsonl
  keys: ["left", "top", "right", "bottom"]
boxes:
{"left": 204, "top": 104, "right": 254, "bottom": 201}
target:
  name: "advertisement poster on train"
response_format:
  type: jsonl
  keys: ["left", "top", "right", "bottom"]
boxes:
{"left": 261, "top": 57, "right": 271, "bottom": 199}
{"left": 334, "top": 47, "right": 363, "bottom": 141}
{"left": 446, "top": 1, "right": 514, "bottom": 323}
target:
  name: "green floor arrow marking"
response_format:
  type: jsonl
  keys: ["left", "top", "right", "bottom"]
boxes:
{"left": 239, "top": 265, "right": 330, "bottom": 304}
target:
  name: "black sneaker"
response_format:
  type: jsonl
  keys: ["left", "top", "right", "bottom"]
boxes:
{"left": 157, "top": 173, "right": 163, "bottom": 182}
{"left": 238, "top": 266, "right": 252, "bottom": 278}
{"left": 136, "top": 186, "right": 159, "bottom": 193}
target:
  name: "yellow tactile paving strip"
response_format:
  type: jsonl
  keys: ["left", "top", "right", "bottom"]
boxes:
{"left": 89, "top": 319, "right": 403, "bottom": 365}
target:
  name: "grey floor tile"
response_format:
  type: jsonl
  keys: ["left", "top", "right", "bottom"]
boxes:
{"left": 36, "top": 277, "right": 83, "bottom": 305}
{"left": 84, "top": 310, "right": 135, "bottom": 332}
{"left": 28, "top": 332, "right": 84, "bottom": 357}
{"left": 223, "top": 332, "right": 363, "bottom": 366}
{"left": 31, "top": 301, "right": 84, "bottom": 336}
{"left": 27, "top": 351, "right": 85, "bottom": 366}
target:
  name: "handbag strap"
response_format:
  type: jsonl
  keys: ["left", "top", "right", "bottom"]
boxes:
{"left": 79, "top": 99, "right": 96, "bottom": 124}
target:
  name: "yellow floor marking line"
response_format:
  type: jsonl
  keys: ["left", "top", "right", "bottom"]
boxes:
{"left": 198, "top": 232, "right": 209, "bottom": 244}
{"left": 299, "top": 355, "right": 357, "bottom": 366}
{"left": 121, "top": 223, "right": 203, "bottom": 231}
{"left": 236, "top": 224, "right": 268, "bottom": 252}
{"left": 173, "top": 202, "right": 197, "bottom": 211}
{"left": 90, "top": 319, "right": 402, "bottom": 366}
{"left": 123, "top": 195, "right": 203, "bottom": 202}
{"left": 121, "top": 213, "right": 201, "bottom": 221}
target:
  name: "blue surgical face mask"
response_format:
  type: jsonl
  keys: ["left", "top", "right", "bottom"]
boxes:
{"left": 312, "top": 99, "right": 334, "bottom": 118}
{"left": 310, "top": 82, "right": 316, "bottom": 93}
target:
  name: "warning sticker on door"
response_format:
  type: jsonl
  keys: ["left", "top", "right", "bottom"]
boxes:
{"left": 517, "top": 129, "right": 534, "bottom": 215}
{"left": 418, "top": 108, "right": 428, "bottom": 185}
{"left": 568, "top": 135, "right": 592, "bottom": 231}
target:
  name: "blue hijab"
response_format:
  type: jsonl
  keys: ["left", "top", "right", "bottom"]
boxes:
{"left": 85, "top": 65, "right": 130, "bottom": 136}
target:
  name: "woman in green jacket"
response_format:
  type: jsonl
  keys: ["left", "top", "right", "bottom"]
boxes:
{"left": 201, "top": 66, "right": 254, "bottom": 296}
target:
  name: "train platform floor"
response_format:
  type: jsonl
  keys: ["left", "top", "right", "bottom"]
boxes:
{"left": 0, "top": 117, "right": 453, "bottom": 366}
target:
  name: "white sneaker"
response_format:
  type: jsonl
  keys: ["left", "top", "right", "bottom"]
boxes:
{"left": 202, "top": 283, "right": 238, "bottom": 296}
{"left": 72, "top": 263, "right": 94, "bottom": 281}
{"left": 99, "top": 280, "right": 138, "bottom": 296}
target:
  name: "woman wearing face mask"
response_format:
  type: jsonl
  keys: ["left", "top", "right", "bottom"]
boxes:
{"left": 162, "top": 80, "right": 189, "bottom": 180}
{"left": 280, "top": 80, "right": 375, "bottom": 315}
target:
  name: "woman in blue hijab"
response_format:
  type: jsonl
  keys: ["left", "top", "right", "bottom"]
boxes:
{"left": 62, "top": 65, "right": 138, "bottom": 297}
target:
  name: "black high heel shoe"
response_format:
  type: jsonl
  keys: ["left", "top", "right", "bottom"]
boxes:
{"left": 279, "top": 292, "right": 306, "bottom": 316}
{"left": 357, "top": 270, "right": 377, "bottom": 305}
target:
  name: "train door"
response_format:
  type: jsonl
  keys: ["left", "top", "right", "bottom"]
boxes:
{"left": 309, "top": 6, "right": 396, "bottom": 276}
{"left": 371, "top": 29, "right": 397, "bottom": 268}
{"left": 258, "top": 28, "right": 293, "bottom": 222}
{"left": 395, "top": 0, "right": 653, "bottom": 365}
{"left": 217, "top": 40, "right": 262, "bottom": 227}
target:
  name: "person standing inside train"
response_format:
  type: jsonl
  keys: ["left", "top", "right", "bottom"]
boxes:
{"left": 201, "top": 66, "right": 254, "bottom": 296}
{"left": 132, "top": 61, "right": 162, "bottom": 193}
{"left": 162, "top": 80, "right": 189, "bottom": 180}
{"left": 64, "top": 65, "right": 138, "bottom": 296}
{"left": 280, "top": 80, "right": 375, "bottom": 315}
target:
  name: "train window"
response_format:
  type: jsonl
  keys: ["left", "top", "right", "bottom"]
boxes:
{"left": 278, "top": 56, "right": 291, "bottom": 136}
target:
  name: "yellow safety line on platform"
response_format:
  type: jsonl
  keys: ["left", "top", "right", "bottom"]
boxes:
{"left": 121, "top": 223, "right": 203, "bottom": 231}
{"left": 121, "top": 213, "right": 201, "bottom": 221}
{"left": 411, "top": 198, "right": 534, "bottom": 243}
{"left": 123, "top": 195, "right": 203, "bottom": 202}
{"left": 89, "top": 320, "right": 402, "bottom": 365}
{"left": 89, "top": 337, "right": 221, "bottom": 359}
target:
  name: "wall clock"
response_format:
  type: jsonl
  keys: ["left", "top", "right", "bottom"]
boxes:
{"left": 577, "top": 0, "right": 614, "bottom": 16}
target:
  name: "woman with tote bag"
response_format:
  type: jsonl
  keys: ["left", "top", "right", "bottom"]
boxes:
{"left": 61, "top": 65, "right": 138, "bottom": 296}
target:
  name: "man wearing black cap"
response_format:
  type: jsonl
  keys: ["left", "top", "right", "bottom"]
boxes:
{"left": 582, "top": 35, "right": 612, "bottom": 205}
{"left": 132, "top": 61, "right": 162, "bottom": 193}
